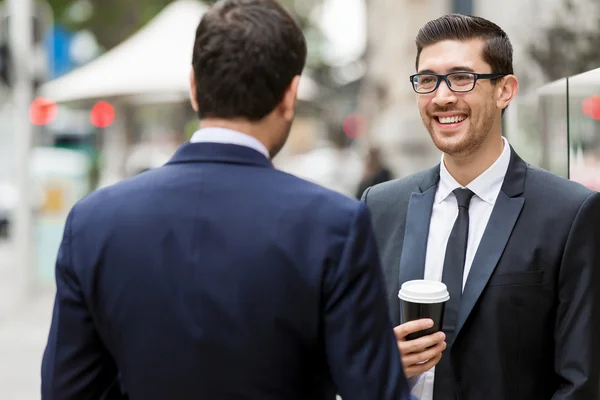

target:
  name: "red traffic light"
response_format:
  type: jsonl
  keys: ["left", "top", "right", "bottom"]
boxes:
{"left": 91, "top": 101, "right": 115, "bottom": 128}
{"left": 29, "top": 97, "right": 58, "bottom": 126}
{"left": 582, "top": 95, "right": 600, "bottom": 120}
{"left": 342, "top": 113, "right": 367, "bottom": 139}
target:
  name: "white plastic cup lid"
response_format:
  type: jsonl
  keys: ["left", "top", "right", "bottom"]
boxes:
{"left": 398, "top": 280, "right": 450, "bottom": 304}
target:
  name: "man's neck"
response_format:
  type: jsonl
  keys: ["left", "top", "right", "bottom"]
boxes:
{"left": 199, "top": 118, "right": 271, "bottom": 153}
{"left": 443, "top": 134, "right": 505, "bottom": 187}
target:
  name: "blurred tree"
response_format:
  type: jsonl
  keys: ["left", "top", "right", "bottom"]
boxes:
{"left": 29, "top": 0, "right": 327, "bottom": 69}
{"left": 0, "top": 0, "right": 162, "bottom": 50}
{"left": 528, "top": 0, "right": 600, "bottom": 81}
{"left": 42, "top": 0, "right": 174, "bottom": 50}
{"left": 199, "top": 0, "right": 327, "bottom": 69}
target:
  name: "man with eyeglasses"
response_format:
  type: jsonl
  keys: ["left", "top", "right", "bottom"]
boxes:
{"left": 360, "top": 13, "right": 600, "bottom": 400}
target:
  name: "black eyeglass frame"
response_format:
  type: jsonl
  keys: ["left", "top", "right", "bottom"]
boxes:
{"left": 409, "top": 72, "right": 508, "bottom": 94}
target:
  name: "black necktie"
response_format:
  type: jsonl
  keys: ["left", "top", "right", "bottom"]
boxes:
{"left": 434, "top": 187, "right": 474, "bottom": 400}
{"left": 441, "top": 188, "right": 474, "bottom": 336}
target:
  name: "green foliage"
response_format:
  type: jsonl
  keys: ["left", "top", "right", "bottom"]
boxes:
{"left": 528, "top": 0, "right": 600, "bottom": 81}
{"left": 48, "top": 0, "right": 174, "bottom": 50}
{"left": 36, "top": 0, "right": 325, "bottom": 68}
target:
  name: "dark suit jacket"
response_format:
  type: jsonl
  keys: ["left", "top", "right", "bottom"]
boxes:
{"left": 362, "top": 148, "right": 600, "bottom": 400}
{"left": 41, "top": 142, "right": 410, "bottom": 400}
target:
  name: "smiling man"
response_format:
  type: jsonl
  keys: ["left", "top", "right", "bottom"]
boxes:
{"left": 361, "top": 13, "right": 600, "bottom": 400}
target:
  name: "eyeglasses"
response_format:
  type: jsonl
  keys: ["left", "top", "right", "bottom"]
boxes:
{"left": 409, "top": 72, "right": 507, "bottom": 94}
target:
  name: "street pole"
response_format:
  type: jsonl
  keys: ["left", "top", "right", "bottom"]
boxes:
{"left": 453, "top": 0, "right": 473, "bottom": 14}
{"left": 7, "top": 0, "right": 34, "bottom": 298}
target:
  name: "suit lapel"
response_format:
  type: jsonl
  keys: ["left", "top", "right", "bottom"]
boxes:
{"left": 397, "top": 166, "right": 439, "bottom": 322}
{"left": 453, "top": 149, "right": 527, "bottom": 341}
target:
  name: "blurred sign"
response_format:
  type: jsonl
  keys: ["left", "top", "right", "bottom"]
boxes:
{"left": 41, "top": 185, "right": 64, "bottom": 214}
{"left": 31, "top": 147, "right": 91, "bottom": 283}
{"left": 45, "top": 24, "right": 74, "bottom": 79}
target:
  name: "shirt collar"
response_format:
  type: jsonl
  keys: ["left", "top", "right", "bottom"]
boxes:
{"left": 190, "top": 127, "right": 270, "bottom": 159}
{"left": 436, "top": 136, "right": 511, "bottom": 205}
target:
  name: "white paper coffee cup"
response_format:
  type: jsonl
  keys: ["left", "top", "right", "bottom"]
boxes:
{"left": 398, "top": 280, "right": 449, "bottom": 340}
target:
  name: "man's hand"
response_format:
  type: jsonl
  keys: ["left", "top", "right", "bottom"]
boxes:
{"left": 394, "top": 319, "right": 446, "bottom": 378}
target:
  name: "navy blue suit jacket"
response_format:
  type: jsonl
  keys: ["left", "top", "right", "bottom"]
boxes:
{"left": 41, "top": 142, "right": 410, "bottom": 400}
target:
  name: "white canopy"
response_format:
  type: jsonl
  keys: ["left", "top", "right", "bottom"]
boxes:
{"left": 537, "top": 67, "right": 600, "bottom": 96}
{"left": 40, "top": 0, "right": 318, "bottom": 103}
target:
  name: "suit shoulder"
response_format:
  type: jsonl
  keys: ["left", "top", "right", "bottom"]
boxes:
{"left": 274, "top": 169, "right": 361, "bottom": 214}
{"left": 71, "top": 169, "right": 160, "bottom": 218}
{"left": 364, "top": 169, "right": 432, "bottom": 206}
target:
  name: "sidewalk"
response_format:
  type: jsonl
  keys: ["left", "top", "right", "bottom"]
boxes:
{"left": 0, "top": 239, "right": 54, "bottom": 400}
{"left": 0, "top": 282, "right": 55, "bottom": 400}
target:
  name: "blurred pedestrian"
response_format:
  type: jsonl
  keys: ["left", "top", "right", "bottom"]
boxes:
{"left": 355, "top": 147, "right": 393, "bottom": 199}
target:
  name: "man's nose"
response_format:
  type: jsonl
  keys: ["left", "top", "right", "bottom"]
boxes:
{"left": 432, "top": 79, "right": 458, "bottom": 107}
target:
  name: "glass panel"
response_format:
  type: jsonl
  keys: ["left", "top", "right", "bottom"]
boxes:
{"left": 567, "top": 68, "right": 600, "bottom": 192}
{"left": 507, "top": 78, "right": 569, "bottom": 178}
{"left": 504, "top": 94, "right": 542, "bottom": 168}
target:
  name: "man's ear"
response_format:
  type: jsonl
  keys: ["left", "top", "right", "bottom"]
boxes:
{"left": 189, "top": 69, "right": 199, "bottom": 112}
{"left": 279, "top": 75, "right": 301, "bottom": 121}
{"left": 496, "top": 74, "right": 519, "bottom": 110}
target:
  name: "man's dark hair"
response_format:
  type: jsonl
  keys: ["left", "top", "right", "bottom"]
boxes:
{"left": 415, "top": 14, "right": 514, "bottom": 76}
{"left": 191, "top": 0, "right": 307, "bottom": 121}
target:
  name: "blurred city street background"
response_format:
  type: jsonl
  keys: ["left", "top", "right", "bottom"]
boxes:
{"left": 0, "top": 239, "right": 54, "bottom": 400}
{"left": 0, "top": 0, "right": 599, "bottom": 398}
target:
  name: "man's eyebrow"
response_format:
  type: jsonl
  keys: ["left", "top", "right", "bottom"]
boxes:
{"left": 448, "top": 66, "right": 475, "bottom": 72}
{"left": 416, "top": 66, "right": 476, "bottom": 74}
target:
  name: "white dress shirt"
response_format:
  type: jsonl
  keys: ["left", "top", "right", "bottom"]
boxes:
{"left": 190, "top": 127, "right": 270, "bottom": 159}
{"left": 411, "top": 137, "right": 511, "bottom": 400}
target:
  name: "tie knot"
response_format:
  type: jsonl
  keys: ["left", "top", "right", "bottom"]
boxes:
{"left": 453, "top": 188, "right": 474, "bottom": 209}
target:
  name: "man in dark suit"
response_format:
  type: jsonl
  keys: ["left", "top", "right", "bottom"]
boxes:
{"left": 41, "top": 1, "right": 410, "bottom": 399}
{"left": 355, "top": 147, "right": 393, "bottom": 200}
{"left": 361, "top": 14, "right": 600, "bottom": 400}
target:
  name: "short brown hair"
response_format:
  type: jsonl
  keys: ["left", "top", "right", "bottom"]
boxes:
{"left": 192, "top": 0, "right": 307, "bottom": 121}
{"left": 415, "top": 14, "right": 513, "bottom": 76}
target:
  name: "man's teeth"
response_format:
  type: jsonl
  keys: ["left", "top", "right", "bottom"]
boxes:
{"left": 438, "top": 116, "right": 466, "bottom": 124}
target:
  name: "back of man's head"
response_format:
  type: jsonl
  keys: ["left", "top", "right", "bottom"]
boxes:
{"left": 191, "top": 0, "right": 307, "bottom": 121}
